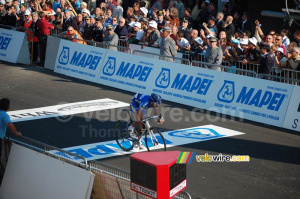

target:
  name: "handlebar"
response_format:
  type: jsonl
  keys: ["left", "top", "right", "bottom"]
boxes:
{"left": 142, "top": 114, "right": 163, "bottom": 123}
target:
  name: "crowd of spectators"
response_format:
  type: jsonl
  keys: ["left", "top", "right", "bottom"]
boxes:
{"left": 0, "top": 0, "right": 299, "bottom": 76}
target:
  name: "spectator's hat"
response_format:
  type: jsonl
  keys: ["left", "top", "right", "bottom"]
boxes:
{"left": 293, "top": 47, "right": 300, "bottom": 54}
{"left": 206, "top": 34, "right": 214, "bottom": 38}
{"left": 231, "top": 39, "right": 240, "bottom": 45}
{"left": 182, "top": 17, "right": 188, "bottom": 23}
{"left": 161, "top": 26, "right": 171, "bottom": 32}
{"left": 249, "top": 37, "right": 258, "bottom": 46}
{"left": 65, "top": 9, "right": 70, "bottom": 12}
{"left": 48, "top": 11, "right": 56, "bottom": 16}
{"left": 205, "top": 0, "right": 210, "bottom": 4}
{"left": 149, "top": 20, "right": 157, "bottom": 29}
{"left": 208, "top": 36, "right": 218, "bottom": 42}
{"left": 6, "top": 0, "right": 12, "bottom": 3}
{"left": 140, "top": 7, "right": 148, "bottom": 16}
{"left": 24, "top": 10, "right": 31, "bottom": 15}
{"left": 157, "top": 11, "right": 163, "bottom": 16}
{"left": 106, "top": 25, "right": 113, "bottom": 30}
{"left": 208, "top": 16, "right": 217, "bottom": 22}
{"left": 240, "top": 38, "right": 248, "bottom": 45}
{"left": 89, "top": 14, "right": 95, "bottom": 18}
{"left": 134, "top": 22, "right": 141, "bottom": 29}
{"left": 259, "top": 42, "right": 270, "bottom": 50}
{"left": 276, "top": 47, "right": 284, "bottom": 54}
{"left": 195, "top": 37, "right": 203, "bottom": 45}
{"left": 95, "top": 18, "right": 102, "bottom": 22}
{"left": 80, "top": 2, "right": 87, "bottom": 7}
{"left": 0, "top": 2, "right": 3, "bottom": 5}
{"left": 82, "top": 8, "right": 90, "bottom": 16}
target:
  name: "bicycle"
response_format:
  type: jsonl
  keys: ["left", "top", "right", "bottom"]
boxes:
{"left": 114, "top": 109, "right": 167, "bottom": 152}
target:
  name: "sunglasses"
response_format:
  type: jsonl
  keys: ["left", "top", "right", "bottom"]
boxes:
{"left": 275, "top": 39, "right": 280, "bottom": 41}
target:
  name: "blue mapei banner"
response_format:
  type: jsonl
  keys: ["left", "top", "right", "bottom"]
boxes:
{"left": 54, "top": 39, "right": 107, "bottom": 82}
{"left": 97, "top": 50, "right": 293, "bottom": 128}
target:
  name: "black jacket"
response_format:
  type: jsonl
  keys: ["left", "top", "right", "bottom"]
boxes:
{"left": 225, "top": 23, "right": 235, "bottom": 40}
{"left": 62, "top": 17, "right": 78, "bottom": 32}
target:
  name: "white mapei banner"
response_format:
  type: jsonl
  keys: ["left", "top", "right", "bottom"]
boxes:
{"left": 97, "top": 50, "right": 154, "bottom": 93}
{"left": 129, "top": 44, "right": 183, "bottom": 64}
{"left": 0, "top": 28, "right": 26, "bottom": 63}
{"left": 97, "top": 50, "right": 293, "bottom": 128}
{"left": 283, "top": 86, "right": 300, "bottom": 132}
{"left": 54, "top": 39, "right": 107, "bottom": 82}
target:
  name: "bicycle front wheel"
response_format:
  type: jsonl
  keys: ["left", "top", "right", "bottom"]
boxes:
{"left": 145, "top": 128, "right": 166, "bottom": 152}
{"left": 115, "top": 120, "right": 134, "bottom": 151}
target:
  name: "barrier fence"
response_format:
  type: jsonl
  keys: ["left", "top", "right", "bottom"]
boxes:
{"left": 0, "top": 134, "right": 192, "bottom": 199}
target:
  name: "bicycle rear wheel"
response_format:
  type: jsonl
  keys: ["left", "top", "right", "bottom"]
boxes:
{"left": 145, "top": 128, "right": 166, "bottom": 152}
{"left": 115, "top": 120, "right": 134, "bottom": 151}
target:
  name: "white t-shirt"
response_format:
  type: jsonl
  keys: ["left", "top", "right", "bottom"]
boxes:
{"left": 177, "top": 37, "right": 190, "bottom": 49}
{"left": 136, "top": 30, "right": 144, "bottom": 41}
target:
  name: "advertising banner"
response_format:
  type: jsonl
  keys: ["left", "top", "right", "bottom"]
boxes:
{"left": 54, "top": 39, "right": 107, "bottom": 82}
{"left": 283, "top": 86, "right": 300, "bottom": 132}
{"left": 0, "top": 28, "right": 26, "bottom": 63}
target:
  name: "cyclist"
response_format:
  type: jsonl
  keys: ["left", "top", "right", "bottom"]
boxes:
{"left": 128, "top": 93, "right": 164, "bottom": 149}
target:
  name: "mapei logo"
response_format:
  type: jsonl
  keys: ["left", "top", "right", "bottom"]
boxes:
{"left": 217, "top": 80, "right": 235, "bottom": 103}
{"left": 102, "top": 57, "right": 153, "bottom": 82}
{"left": 168, "top": 128, "right": 222, "bottom": 139}
{"left": 155, "top": 68, "right": 170, "bottom": 88}
{"left": 58, "top": 46, "right": 69, "bottom": 65}
{"left": 0, "top": 36, "right": 12, "bottom": 50}
{"left": 102, "top": 57, "right": 116, "bottom": 76}
{"left": 218, "top": 80, "right": 287, "bottom": 111}
{"left": 58, "top": 46, "right": 101, "bottom": 70}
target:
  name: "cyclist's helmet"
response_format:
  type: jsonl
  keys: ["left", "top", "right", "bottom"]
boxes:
{"left": 151, "top": 93, "right": 162, "bottom": 104}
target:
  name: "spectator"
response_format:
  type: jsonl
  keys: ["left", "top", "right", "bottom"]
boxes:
{"left": 169, "top": 25, "right": 178, "bottom": 45}
{"left": 70, "top": 0, "right": 81, "bottom": 14}
{"left": 0, "top": 2, "right": 6, "bottom": 24}
{"left": 279, "top": 47, "right": 300, "bottom": 71}
{"left": 274, "top": 47, "right": 287, "bottom": 75}
{"left": 82, "top": 17, "right": 93, "bottom": 40}
{"left": 60, "top": 0, "right": 67, "bottom": 12}
{"left": 294, "top": 30, "right": 300, "bottom": 47}
{"left": 37, "top": 11, "right": 53, "bottom": 67}
{"left": 52, "top": 0, "right": 61, "bottom": 13}
{"left": 109, "top": 0, "right": 123, "bottom": 20}
{"left": 274, "top": 35, "right": 286, "bottom": 55}
{"left": 104, "top": 24, "right": 119, "bottom": 51}
{"left": 3, "top": 5, "right": 17, "bottom": 27}
{"left": 205, "top": 36, "right": 223, "bottom": 71}
{"left": 258, "top": 43, "right": 274, "bottom": 75}
{"left": 104, "top": 8, "right": 112, "bottom": 26}
{"left": 159, "top": 26, "right": 177, "bottom": 62}
{"left": 149, "top": 0, "right": 163, "bottom": 18}
{"left": 24, "top": 10, "right": 38, "bottom": 62}
{"left": 76, "top": 13, "right": 83, "bottom": 31}
{"left": 0, "top": 98, "right": 21, "bottom": 171}
{"left": 62, "top": 9, "right": 78, "bottom": 31}
{"left": 195, "top": 1, "right": 208, "bottom": 29}
{"left": 133, "top": 2, "right": 143, "bottom": 17}
{"left": 281, "top": 29, "right": 290, "bottom": 50}
{"left": 239, "top": 38, "right": 249, "bottom": 60}
{"left": 206, "top": 17, "right": 218, "bottom": 36}
{"left": 129, "top": 22, "right": 143, "bottom": 44}
{"left": 242, "top": 37, "right": 261, "bottom": 65}
{"left": 233, "top": 11, "right": 242, "bottom": 32}
{"left": 29, "top": 11, "right": 39, "bottom": 63}
{"left": 183, "top": 8, "right": 192, "bottom": 28}
{"left": 241, "top": 12, "right": 252, "bottom": 35}
{"left": 111, "top": 15, "right": 118, "bottom": 30}
{"left": 178, "top": 17, "right": 190, "bottom": 40}
{"left": 216, "top": 12, "right": 225, "bottom": 33}
{"left": 143, "top": 20, "right": 160, "bottom": 46}
{"left": 165, "top": 7, "right": 180, "bottom": 27}
{"left": 219, "top": 30, "right": 226, "bottom": 40}
{"left": 60, "top": 25, "right": 85, "bottom": 44}
{"left": 222, "top": 3, "right": 229, "bottom": 20}
{"left": 176, "top": 31, "right": 190, "bottom": 52}
{"left": 224, "top": 15, "right": 234, "bottom": 41}
{"left": 208, "top": 4, "right": 217, "bottom": 19}
{"left": 189, "top": 29, "right": 199, "bottom": 49}
{"left": 140, "top": 7, "right": 148, "bottom": 18}
{"left": 94, "top": 7, "right": 102, "bottom": 19}
{"left": 156, "top": 11, "right": 165, "bottom": 31}
{"left": 115, "top": 17, "right": 128, "bottom": 39}
{"left": 93, "top": 18, "right": 103, "bottom": 42}
{"left": 225, "top": 39, "right": 242, "bottom": 66}
{"left": 190, "top": 0, "right": 202, "bottom": 27}
{"left": 175, "top": 0, "right": 184, "bottom": 20}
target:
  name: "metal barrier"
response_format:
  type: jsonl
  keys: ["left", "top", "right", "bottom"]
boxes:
{"left": 89, "top": 161, "right": 192, "bottom": 199}
{"left": 50, "top": 27, "right": 63, "bottom": 35}
{"left": 191, "top": 60, "right": 259, "bottom": 78}
{"left": 132, "top": 50, "right": 191, "bottom": 65}
{"left": 7, "top": 134, "right": 89, "bottom": 169}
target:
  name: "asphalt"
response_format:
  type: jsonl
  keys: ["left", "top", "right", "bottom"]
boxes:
{"left": 0, "top": 61, "right": 299, "bottom": 199}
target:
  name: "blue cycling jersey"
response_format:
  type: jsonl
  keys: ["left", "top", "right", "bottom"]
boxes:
{"left": 130, "top": 93, "right": 155, "bottom": 114}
